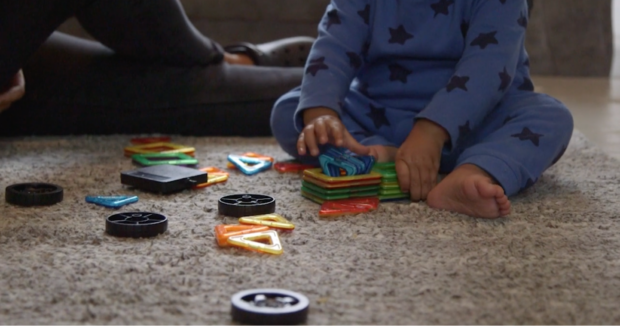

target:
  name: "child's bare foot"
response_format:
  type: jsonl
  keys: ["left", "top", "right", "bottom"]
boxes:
{"left": 367, "top": 145, "right": 398, "bottom": 162}
{"left": 426, "top": 164, "right": 510, "bottom": 219}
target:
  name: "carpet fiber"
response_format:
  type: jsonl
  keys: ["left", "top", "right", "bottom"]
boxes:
{"left": 1, "top": 131, "right": 619, "bottom": 324}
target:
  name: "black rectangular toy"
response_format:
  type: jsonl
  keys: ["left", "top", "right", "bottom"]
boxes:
{"left": 121, "top": 165, "right": 207, "bottom": 194}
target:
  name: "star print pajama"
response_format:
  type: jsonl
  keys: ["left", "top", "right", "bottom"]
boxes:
{"left": 270, "top": 0, "right": 573, "bottom": 197}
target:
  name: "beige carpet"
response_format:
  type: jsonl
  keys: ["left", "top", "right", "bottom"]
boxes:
{"left": 1, "top": 130, "right": 619, "bottom": 325}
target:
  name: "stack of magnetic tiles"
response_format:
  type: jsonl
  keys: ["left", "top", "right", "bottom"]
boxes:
{"left": 301, "top": 146, "right": 383, "bottom": 204}
{"left": 371, "top": 162, "right": 410, "bottom": 201}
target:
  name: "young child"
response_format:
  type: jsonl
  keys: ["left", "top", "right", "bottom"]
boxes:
{"left": 270, "top": 0, "right": 573, "bottom": 219}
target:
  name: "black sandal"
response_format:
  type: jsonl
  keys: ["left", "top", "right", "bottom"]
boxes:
{"left": 224, "top": 36, "right": 315, "bottom": 67}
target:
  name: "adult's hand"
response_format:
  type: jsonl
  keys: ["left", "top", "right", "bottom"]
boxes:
{"left": 0, "top": 70, "right": 25, "bottom": 112}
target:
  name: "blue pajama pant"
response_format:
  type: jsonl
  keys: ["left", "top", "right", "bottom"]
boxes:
{"left": 270, "top": 87, "right": 573, "bottom": 197}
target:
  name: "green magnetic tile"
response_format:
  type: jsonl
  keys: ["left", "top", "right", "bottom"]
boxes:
{"left": 372, "top": 162, "right": 398, "bottom": 179}
{"left": 379, "top": 196, "right": 410, "bottom": 202}
{"left": 301, "top": 186, "right": 379, "bottom": 201}
{"left": 302, "top": 180, "right": 380, "bottom": 196}
{"left": 132, "top": 152, "right": 198, "bottom": 166}
{"left": 302, "top": 174, "right": 382, "bottom": 189}
{"left": 380, "top": 176, "right": 398, "bottom": 182}
{"left": 379, "top": 188, "right": 408, "bottom": 196}
{"left": 379, "top": 193, "right": 410, "bottom": 201}
{"left": 301, "top": 190, "right": 324, "bottom": 204}
{"left": 372, "top": 169, "right": 397, "bottom": 179}
{"left": 380, "top": 183, "right": 401, "bottom": 191}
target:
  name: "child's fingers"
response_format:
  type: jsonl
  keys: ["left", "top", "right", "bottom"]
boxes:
{"left": 419, "top": 168, "right": 436, "bottom": 200}
{"left": 367, "top": 147, "right": 379, "bottom": 161}
{"left": 297, "top": 133, "right": 308, "bottom": 155}
{"left": 325, "top": 119, "right": 344, "bottom": 147}
{"left": 313, "top": 120, "right": 330, "bottom": 145}
{"left": 343, "top": 130, "right": 370, "bottom": 156}
{"left": 409, "top": 167, "right": 423, "bottom": 201}
{"left": 395, "top": 159, "right": 410, "bottom": 193}
{"left": 303, "top": 126, "right": 321, "bottom": 156}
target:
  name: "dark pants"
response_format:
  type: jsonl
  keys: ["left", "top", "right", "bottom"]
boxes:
{"left": 0, "top": 0, "right": 303, "bottom": 136}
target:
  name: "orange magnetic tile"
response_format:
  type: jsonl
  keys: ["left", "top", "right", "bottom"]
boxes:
{"left": 214, "top": 224, "right": 270, "bottom": 247}
{"left": 319, "top": 197, "right": 380, "bottom": 217}
{"left": 193, "top": 167, "right": 230, "bottom": 188}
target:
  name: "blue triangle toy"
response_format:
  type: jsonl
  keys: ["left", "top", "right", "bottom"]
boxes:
{"left": 86, "top": 195, "right": 139, "bottom": 208}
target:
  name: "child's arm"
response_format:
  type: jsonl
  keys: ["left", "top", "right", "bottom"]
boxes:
{"left": 415, "top": 0, "right": 529, "bottom": 150}
{"left": 293, "top": 0, "right": 371, "bottom": 132}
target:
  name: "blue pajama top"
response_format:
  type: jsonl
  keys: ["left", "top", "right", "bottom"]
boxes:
{"left": 295, "top": 0, "right": 533, "bottom": 149}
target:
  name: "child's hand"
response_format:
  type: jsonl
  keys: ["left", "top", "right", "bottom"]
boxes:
{"left": 395, "top": 119, "right": 449, "bottom": 201}
{"left": 0, "top": 70, "right": 25, "bottom": 112}
{"left": 299, "top": 107, "right": 370, "bottom": 157}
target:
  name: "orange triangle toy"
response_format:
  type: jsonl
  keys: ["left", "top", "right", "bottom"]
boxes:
{"left": 214, "top": 224, "right": 270, "bottom": 247}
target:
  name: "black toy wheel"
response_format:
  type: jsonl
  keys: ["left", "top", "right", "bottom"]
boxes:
{"left": 5, "top": 182, "right": 63, "bottom": 207}
{"left": 231, "top": 288, "right": 309, "bottom": 325}
{"left": 218, "top": 194, "right": 276, "bottom": 217}
{"left": 105, "top": 212, "right": 168, "bottom": 238}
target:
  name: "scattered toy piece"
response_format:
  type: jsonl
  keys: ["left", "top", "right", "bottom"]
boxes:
{"left": 273, "top": 160, "right": 317, "bottom": 173}
{"left": 318, "top": 197, "right": 380, "bottom": 217}
{"left": 193, "top": 167, "right": 229, "bottom": 188}
{"left": 231, "top": 288, "right": 309, "bottom": 325}
{"left": 132, "top": 152, "right": 198, "bottom": 167}
{"left": 228, "top": 155, "right": 273, "bottom": 175}
{"left": 124, "top": 142, "right": 195, "bottom": 157}
{"left": 218, "top": 194, "right": 276, "bottom": 217}
{"left": 105, "top": 211, "right": 168, "bottom": 238}
{"left": 227, "top": 152, "right": 274, "bottom": 170}
{"left": 121, "top": 165, "right": 207, "bottom": 194}
{"left": 5, "top": 182, "right": 64, "bottom": 207}
{"left": 86, "top": 195, "right": 138, "bottom": 208}
{"left": 130, "top": 136, "right": 172, "bottom": 145}
{"left": 214, "top": 224, "right": 270, "bottom": 247}
{"left": 239, "top": 213, "right": 295, "bottom": 230}
{"left": 227, "top": 229, "right": 283, "bottom": 255}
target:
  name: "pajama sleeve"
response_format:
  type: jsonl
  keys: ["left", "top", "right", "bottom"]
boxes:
{"left": 415, "top": 0, "right": 529, "bottom": 150}
{"left": 293, "top": 0, "right": 371, "bottom": 131}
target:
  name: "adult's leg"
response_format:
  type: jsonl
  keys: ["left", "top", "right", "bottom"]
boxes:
{"left": 0, "top": 0, "right": 225, "bottom": 89}
{"left": 0, "top": 0, "right": 96, "bottom": 86}
{"left": 0, "top": 32, "right": 304, "bottom": 136}
{"left": 0, "top": 0, "right": 307, "bottom": 135}
{"left": 74, "top": 0, "right": 223, "bottom": 67}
